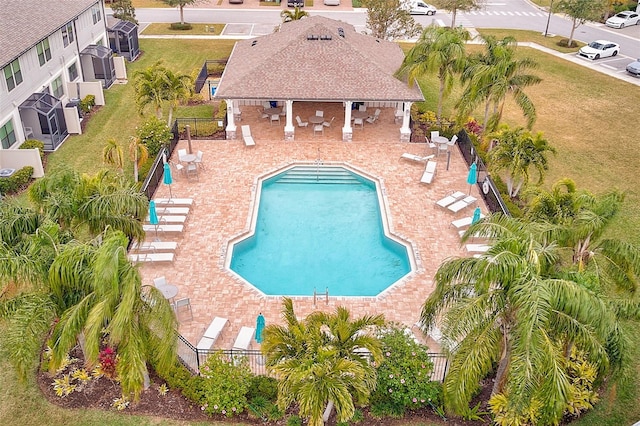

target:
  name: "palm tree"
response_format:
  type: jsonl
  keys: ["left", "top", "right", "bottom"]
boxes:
{"left": 524, "top": 178, "right": 582, "bottom": 224}
{"left": 164, "top": 68, "right": 193, "bottom": 126}
{"left": 262, "top": 298, "right": 384, "bottom": 426}
{"left": 420, "top": 214, "right": 626, "bottom": 424}
{"left": 102, "top": 138, "right": 124, "bottom": 173}
{"left": 488, "top": 125, "right": 556, "bottom": 198}
{"left": 128, "top": 136, "right": 149, "bottom": 183}
{"left": 457, "top": 36, "right": 541, "bottom": 132}
{"left": 397, "top": 25, "right": 469, "bottom": 121}
{"left": 281, "top": 6, "right": 309, "bottom": 23}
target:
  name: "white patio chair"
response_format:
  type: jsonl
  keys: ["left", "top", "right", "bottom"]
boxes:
{"left": 233, "top": 107, "right": 242, "bottom": 121}
{"left": 323, "top": 117, "right": 335, "bottom": 128}
{"left": 270, "top": 114, "right": 280, "bottom": 125}
{"left": 315, "top": 110, "right": 324, "bottom": 117}
{"left": 358, "top": 104, "right": 367, "bottom": 112}
{"left": 295, "top": 116, "right": 308, "bottom": 128}
{"left": 153, "top": 276, "right": 167, "bottom": 288}
{"left": 353, "top": 118, "right": 364, "bottom": 129}
{"left": 430, "top": 130, "right": 439, "bottom": 140}
{"left": 173, "top": 298, "right": 193, "bottom": 321}
{"left": 366, "top": 109, "right": 381, "bottom": 124}
{"left": 194, "top": 150, "right": 205, "bottom": 170}
{"left": 257, "top": 108, "right": 269, "bottom": 119}
{"left": 177, "top": 148, "right": 187, "bottom": 162}
{"left": 313, "top": 124, "right": 324, "bottom": 136}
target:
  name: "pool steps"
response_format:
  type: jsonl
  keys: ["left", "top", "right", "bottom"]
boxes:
{"left": 276, "top": 166, "right": 361, "bottom": 185}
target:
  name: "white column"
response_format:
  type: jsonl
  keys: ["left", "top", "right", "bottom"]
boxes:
{"left": 225, "top": 99, "right": 237, "bottom": 140}
{"left": 284, "top": 100, "right": 294, "bottom": 141}
{"left": 399, "top": 101, "right": 412, "bottom": 142}
{"left": 342, "top": 101, "right": 353, "bottom": 142}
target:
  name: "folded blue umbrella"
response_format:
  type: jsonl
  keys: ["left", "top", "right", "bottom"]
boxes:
{"left": 163, "top": 162, "right": 173, "bottom": 199}
{"left": 255, "top": 313, "right": 266, "bottom": 343}
{"left": 471, "top": 207, "right": 482, "bottom": 225}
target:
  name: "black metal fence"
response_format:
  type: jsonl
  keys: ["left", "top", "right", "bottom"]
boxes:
{"left": 177, "top": 334, "right": 449, "bottom": 382}
{"left": 194, "top": 59, "right": 227, "bottom": 94}
{"left": 174, "top": 117, "right": 227, "bottom": 140}
{"left": 455, "top": 129, "right": 511, "bottom": 216}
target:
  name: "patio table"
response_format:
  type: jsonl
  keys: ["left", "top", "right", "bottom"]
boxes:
{"left": 309, "top": 115, "right": 324, "bottom": 124}
{"left": 156, "top": 284, "right": 178, "bottom": 301}
{"left": 264, "top": 107, "right": 282, "bottom": 115}
{"left": 181, "top": 154, "right": 196, "bottom": 164}
{"left": 352, "top": 110, "right": 369, "bottom": 119}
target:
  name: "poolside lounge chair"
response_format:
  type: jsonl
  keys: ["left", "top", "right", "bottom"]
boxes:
{"left": 420, "top": 160, "right": 437, "bottom": 184}
{"left": 128, "top": 253, "right": 175, "bottom": 263}
{"left": 465, "top": 244, "right": 491, "bottom": 254}
{"left": 241, "top": 125, "right": 255, "bottom": 146}
{"left": 136, "top": 241, "right": 178, "bottom": 252}
{"left": 143, "top": 224, "right": 184, "bottom": 233}
{"left": 401, "top": 153, "right": 435, "bottom": 163}
{"left": 436, "top": 191, "right": 466, "bottom": 208}
{"left": 451, "top": 214, "right": 485, "bottom": 230}
{"left": 447, "top": 195, "right": 477, "bottom": 213}
{"left": 233, "top": 326, "right": 255, "bottom": 351}
{"left": 146, "top": 215, "right": 187, "bottom": 224}
{"left": 197, "top": 317, "right": 229, "bottom": 350}
{"left": 156, "top": 207, "right": 189, "bottom": 215}
{"left": 155, "top": 198, "right": 194, "bottom": 207}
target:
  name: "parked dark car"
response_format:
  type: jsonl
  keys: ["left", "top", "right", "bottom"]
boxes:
{"left": 288, "top": 0, "right": 304, "bottom": 6}
{"left": 229, "top": 0, "right": 243, "bottom": 4}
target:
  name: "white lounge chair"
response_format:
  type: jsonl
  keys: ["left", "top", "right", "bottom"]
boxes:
{"left": 154, "top": 198, "right": 194, "bottom": 207}
{"left": 451, "top": 214, "right": 486, "bottom": 229}
{"left": 156, "top": 207, "right": 189, "bottom": 215}
{"left": 146, "top": 215, "right": 187, "bottom": 224}
{"left": 420, "top": 160, "right": 437, "bottom": 184}
{"left": 136, "top": 241, "right": 178, "bottom": 252}
{"left": 436, "top": 191, "right": 466, "bottom": 208}
{"left": 401, "top": 153, "right": 435, "bottom": 163}
{"left": 143, "top": 224, "right": 184, "bottom": 233}
{"left": 197, "top": 317, "right": 229, "bottom": 350}
{"left": 448, "top": 196, "right": 477, "bottom": 213}
{"left": 241, "top": 125, "right": 255, "bottom": 146}
{"left": 465, "top": 244, "right": 491, "bottom": 253}
{"left": 233, "top": 326, "right": 255, "bottom": 350}
{"left": 295, "top": 115, "right": 308, "bottom": 128}
{"left": 128, "top": 253, "right": 175, "bottom": 263}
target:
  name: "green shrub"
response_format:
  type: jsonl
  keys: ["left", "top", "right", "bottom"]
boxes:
{"left": 199, "top": 352, "right": 253, "bottom": 417}
{"left": 20, "top": 139, "right": 45, "bottom": 160}
{"left": 370, "top": 324, "right": 443, "bottom": 418}
{"left": 137, "top": 157, "right": 154, "bottom": 183}
{"left": 136, "top": 117, "right": 172, "bottom": 156}
{"left": 286, "top": 415, "right": 302, "bottom": 426}
{"left": 170, "top": 22, "right": 192, "bottom": 30}
{"left": 247, "top": 375, "right": 278, "bottom": 401}
{"left": 79, "top": 95, "right": 96, "bottom": 114}
{"left": 0, "top": 166, "right": 34, "bottom": 195}
{"left": 215, "top": 100, "right": 227, "bottom": 119}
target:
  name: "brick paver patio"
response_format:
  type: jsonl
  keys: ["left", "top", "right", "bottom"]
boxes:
{"left": 137, "top": 108, "right": 486, "bottom": 353}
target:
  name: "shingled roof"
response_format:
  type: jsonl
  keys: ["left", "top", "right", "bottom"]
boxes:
{"left": 0, "top": 0, "right": 97, "bottom": 67}
{"left": 214, "top": 16, "right": 424, "bottom": 102}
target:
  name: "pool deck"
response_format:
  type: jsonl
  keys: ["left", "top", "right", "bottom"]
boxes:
{"left": 137, "top": 104, "right": 486, "bottom": 352}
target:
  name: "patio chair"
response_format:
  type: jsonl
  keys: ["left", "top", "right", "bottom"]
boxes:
{"left": 197, "top": 317, "right": 229, "bottom": 350}
{"left": 394, "top": 109, "right": 403, "bottom": 124}
{"left": 173, "top": 298, "right": 193, "bottom": 321}
{"left": 241, "top": 125, "right": 255, "bottom": 146}
{"left": 358, "top": 104, "right": 367, "bottom": 112}
{"left": 430, "top": 130, "right": 439, "bottom": 140}
{"left": 313, "top": 124, "right": 324, "bottom": 136}
{"left": 353, "top": 117, "right": 364, "bottom": 129}
{"left": 315, "top": 110, "right": 324, "bottom": 117}
{"left": 153, "top": 276, "right": 167, "bottom": 287}
{"left": 173, "top": 161, "right": 185, "bottom": 177}
{"left": 270, "top": 114, "right": 280, "bottom": 125}
{"left": 233, "top": 107, "right": 242, "bottom": 121}
{"left": 435, "top": 191, "right": 466, "bottom": 208}
{"left": 366, "top": 109, "right": 381, "bottom": 124}
{"left": 295, "top": 116, "right": 308, "bottom": 128}
{"left": 448, "top": 195, "right": 477, "bottom": 213}
{"left": 420, "top": 160, "right": 437, "bottom": 184}
{"left": 194, "top": 150, "right": 205, "bottom": 170}
{"left": 262, "top": 101, "right": 271, "bottom": 109}
{"left": 322, "top": 117, "right": 335, "bottom": 128}
{"left": 257, "top": 108, "right": 269, "bottom": 119}
{"left": 186, "top": 162, "right": 198, "bottom": 180}
{"left": 177, "top": 148, "right": 187, "bottom": 162}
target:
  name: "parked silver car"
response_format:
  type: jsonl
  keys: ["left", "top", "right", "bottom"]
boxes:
{"left": 627, "top": 58, "right": 640, "bottom": 77}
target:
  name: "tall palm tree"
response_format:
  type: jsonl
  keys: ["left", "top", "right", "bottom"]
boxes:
{"left": 128, "top": 136, "right": 149, "bottom": 183}
{"left": 420, "top": 214, "right": 626, "bottom": 424}
{"left": 488, "top": 125, "right": 556, "bottom": 198}
{"left": 397, "top": 25, "right": 470, "bottom": 121}
{"left": 524, "top": 177, "right": 582, "bottom": 224}
{"left": 280, "top": 6, "right": 309, "bottom": 23}
{"left": 102, "top": 138, "right": 124, "bottom": 173}
{"left": 164, "top": 68, "right": 193, "bottom": 126}
{"left": 457, "top": 36, "right": 541, "bottom": 132}
{"left": 262, "top": 298, "right": 384, "bottom": 426}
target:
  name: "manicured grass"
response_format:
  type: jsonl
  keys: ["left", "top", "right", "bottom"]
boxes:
{"left": 141, "top": 23, "right": 225, "bottom": 35}
{"left": 478, "top": 29, "right": 584, "bottom": 52}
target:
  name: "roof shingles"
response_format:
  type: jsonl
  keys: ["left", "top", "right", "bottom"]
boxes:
{"left": 215, "top": 16, "right": 423, "bottom": 102}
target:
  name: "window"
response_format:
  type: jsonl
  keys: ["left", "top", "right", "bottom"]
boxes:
{"left": 92, "top": 5, "right": 102, "bottom": 24}
{"left": 3, "top": 59, "right": 23, "bottom": 92}
{"left": 37, "top": 38, "right": 52, "bottom": 66}
{"left": 68, "top": 62, "right": 79, "bottom": 81}
{"left": 51, "top": 76, "right": 64, "bottom": 98}
{"left": 0, "top": 120, "right": 17, "bottom": 150}
{"left": 62, "top": 23, "right": 74, "bottom": 47}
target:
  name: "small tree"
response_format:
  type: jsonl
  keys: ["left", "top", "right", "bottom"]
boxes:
{"left": 135, "top": 117, "right": 172, "bottom": 157}
{"left": 281, "top": 7, "right": 309, "bottom": 23}
{"left": 102, "top": 138, "right": 124, "bottom": 173}
{"left": 161, "top": 0, "right": 199, "bottom": 25}
{"left": 362, "top": 0, "right": 422, "bottom": 40}
{"left": 128, "top": 136, "right": 149, "bottom": 183}
{"left": 434, "top": 0, "right": 483, "bottom": 28}
{"left": 556, "top": 0, "right": 607, "bottom": 47}
{"left": 111, "top": 0, "right": 137, "bottom": 24}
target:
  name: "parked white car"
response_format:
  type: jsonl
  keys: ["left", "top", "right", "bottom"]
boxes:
{"left": 578, "top": 40, "right": 620, "bottom": 60}
{"left": 409, "top": 1, "right": 436, "bottom": 15}
{"left": 605, "top": 11, "right": 640, "bottom": 28}
{"left": 627, "top": 58, "right": 640, "bottom": 77}
{"left": 323, "top": 0, "right": 340, "bottom": 5}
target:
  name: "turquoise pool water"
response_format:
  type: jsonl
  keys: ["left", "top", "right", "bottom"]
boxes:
{"left": 228, "top": 166, "right": 411, "bottom": 296}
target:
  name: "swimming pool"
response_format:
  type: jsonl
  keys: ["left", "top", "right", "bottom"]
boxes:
{"left": 227, "top": 164, "right": 414, "bottom": 297}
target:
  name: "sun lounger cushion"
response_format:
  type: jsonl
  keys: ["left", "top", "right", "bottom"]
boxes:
{"left": 147, "top": 215, "right": 187, "bottom": 224}
{"left": 451, "top": 214, "right": 486, "bottom": 229}
{"left": 128, "top": 253, "right": 175, "bottom": 263}
{"left": 448, "top": 196, "right": 477, "bottom": 213}
{"left": 135, "top": 241, "right": 178, "bottom": 252}
{"left": 143, "top": 224, "right": 184, "bottom": 233}
{"left": 155, "top": 207, "right": 190, "bottom": 215}
{"left": 436, "top": 191, "right": 466, "bottom": 208}
{"left": 465, "top": 244, "right": 490, "bottom": 253}
{"left": 232, "top": 326, "right": 255, "bottom": 350}
{"left": 401, "top": 153, "right": 434, "bottom": 162}
{"left": 197, "top": 317, "right": 229, "bottom": 350}
{"left": 154, "top": 198, "right": 194, "bottom": 207}
{"left": 241, "top": 125, "right": 255, "bottom": 147}
{"left": 420, "top": 160, "right": 437, "bottom": 184}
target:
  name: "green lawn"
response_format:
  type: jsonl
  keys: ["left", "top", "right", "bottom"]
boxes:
{"left": 4, "top": 34, "right": 640, "bottom": 425}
